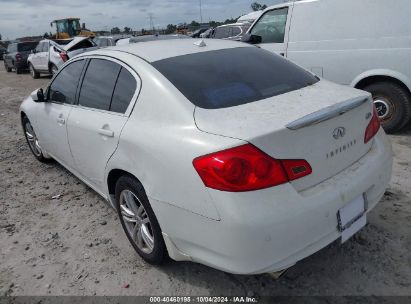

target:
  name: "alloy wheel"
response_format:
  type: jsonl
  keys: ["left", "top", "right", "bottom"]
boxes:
{"left": 373, "top": 96, "right": 394, "bottom": 122}
{"left": 119, "top": 189, "right": 154, "bottom": 254}
{"left": 24, "top": 121, "right": 42, "bottom": 157}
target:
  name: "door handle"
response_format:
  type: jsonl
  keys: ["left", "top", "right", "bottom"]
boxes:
{"left": 98, "top": 128, "right": 114, "bottom": 137}
{"left": 57, "top": 118, "right": 65, "bottom": 125}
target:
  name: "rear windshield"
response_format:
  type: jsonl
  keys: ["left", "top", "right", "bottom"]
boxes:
{"left": 18, "top": 42, "right": 38, "bottom": 52}
{"left": 152, "top": 47, "right": 319, "bottom": 109}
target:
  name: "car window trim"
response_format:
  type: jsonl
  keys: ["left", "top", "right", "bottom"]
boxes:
{"left": 71, "top": 55, "right": 141, "bottom": 117}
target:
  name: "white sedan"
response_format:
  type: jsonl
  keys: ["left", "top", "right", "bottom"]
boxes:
{"left": 20, "top": 39, "right": 392, "bottom": 275}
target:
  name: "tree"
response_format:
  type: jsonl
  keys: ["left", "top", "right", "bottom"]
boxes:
{"left": 124, "top": 27, "right": 132, "bottom": 34}
{"left": 165, "top": 24, "right": 177, "bottom": 34}
{"left": 43, "top": 32, "right": 50, "bottom": 38}
{"left": 190, "top": 20, "right": 200, "bottom": 27}
{"left": 251, "top": 2, "right": 267, "bottom": 11}
{"left": 111, "top": 27, "right": 120, "bottom": 34}
{"left": 0, "top": 33, "right": 2, "bottom": 41}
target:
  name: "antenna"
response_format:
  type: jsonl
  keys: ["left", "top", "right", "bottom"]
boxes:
{"left": 199, "top": 0, "right": 203, "bottom": 23}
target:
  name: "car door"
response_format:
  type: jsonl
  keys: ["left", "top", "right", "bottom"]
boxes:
{"left": 31, "top": 42, "right": 43, "bottom": 68}
{"left": 67, "top": 58, "right": 139, "bottom": 190}
{"left": 35, "top": 59, "right": 86, "bottom": 170}
{"left": 249, "top": 6, "right": 292, "bottom": 56}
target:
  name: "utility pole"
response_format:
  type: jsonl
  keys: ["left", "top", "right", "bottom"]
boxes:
{"left": 149, "top": 13, "right": 155, "bottom": 32}
{"left": 199, "top": 0, "right": 203, "bottom": 23}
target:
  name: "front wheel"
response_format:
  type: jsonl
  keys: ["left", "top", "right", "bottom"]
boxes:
{"left": 22, "top": 116, "right": 49, "bottom": 163}
{"left": 363, "top": 82, "right": 411, "bottom": 133}
{"left": 115, "top": 175, "right": 167, "bottom": 265}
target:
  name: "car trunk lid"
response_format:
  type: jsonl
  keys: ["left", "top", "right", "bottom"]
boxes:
{"left": 194, "top": 80, "right": 375, "bottom": 191}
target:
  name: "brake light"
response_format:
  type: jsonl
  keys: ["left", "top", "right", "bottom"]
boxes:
{"left": 15, "top": 53, "right": 22, "bottom": 61}
{"left": 364, "top": 106, "right": 381, "bottom": 144}
{"left": 193, "top": 144, "right": 312, "bottom": 192}
{"left": 59, "top": 52, "right": 68, "bottom": 62}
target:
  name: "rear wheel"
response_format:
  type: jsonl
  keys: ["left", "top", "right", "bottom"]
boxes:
{"left": 363, "top": 82, "right": 411, "bottom": 133}
{"left": 4, "top": 62, "right": 12, "bottom": 72}
{"left": 30, "top": 63, "right": 40, "bottom": 79}
{"left": 50, "top": 64, "right": 58, "bottom": 75}
{"left": 22, "top": 116, "right": 49, "bottom": 163}
{"left": 115, "top": 175, "right": 167, "bottom": 265}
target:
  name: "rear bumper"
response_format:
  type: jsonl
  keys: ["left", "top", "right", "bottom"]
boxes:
{"left": 15, "top": 60, "right": 29, "bottom": 69}
{"left": 151, "top": 130, "right": 392, "bottom": 274}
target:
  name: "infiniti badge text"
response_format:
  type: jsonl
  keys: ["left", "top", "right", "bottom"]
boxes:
{"left": 326, "top": 139, "right": 357, "bottom": 159}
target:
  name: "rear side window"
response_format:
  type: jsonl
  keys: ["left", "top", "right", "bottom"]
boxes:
{"left": 49, "top": 60, "right": 85, "bottom": 104}
{"left": 69, "top": 39, "right": 95, "bottom": 51}
{"left": 110, "top": 68, "right": 137, "bottom": 113}
{"left": 78, "top": 59, "right": 121, "bottom": 111}
{"left": 232, "top": 27, "right": 241, "bottom": 36}
{"left": 18, "top": 42, "right": 38, "bottom": 52}
{"left": 7, "top": 44, "right": 17, "bottom": 52}
{"left": 152, "top": 47, "right": 319, "bottom": 109}
{"left": 41, "top": 42, "right": 49, "bottom": 52}
{"left": 214, "top": 27, "right": 229, "bottom": 39}
{"left": 250, "top": 8, "right": 288, "bottom": 43}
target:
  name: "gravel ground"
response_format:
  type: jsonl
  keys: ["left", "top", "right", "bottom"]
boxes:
{"left": 0, "top": 63, "right": 410, "bottom": 297}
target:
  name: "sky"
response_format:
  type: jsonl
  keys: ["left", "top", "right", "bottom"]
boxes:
{"left": 0, "top": 0, "right": 284, "bottom": 40}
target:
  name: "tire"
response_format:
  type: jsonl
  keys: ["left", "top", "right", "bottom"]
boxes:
{"left": 363, "top": 82, "right": 411, "bottom": 133}
{"left": 50, "top": 64, "right": 58, "bottom": 75}
{"left": 29, "top": 63, "right": 40, "bottom": 79}
{"left": 5, "top": 63, "right": 11, "bottom": 72}
{"left": 16, "top": 67, "right": 22, "bottom": 74}
{"left": 22, "top": 116, "right": 49, "bottom": 163}
{"left": 115, "top": 175, "right": 167, "bottom": 265}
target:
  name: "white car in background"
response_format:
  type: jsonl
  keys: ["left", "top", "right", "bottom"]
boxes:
{"left": 20, "top": 40, "right": 392, "bottom": 274}
{"left": 28, "top": 37, "right": 98, "bottom": 78}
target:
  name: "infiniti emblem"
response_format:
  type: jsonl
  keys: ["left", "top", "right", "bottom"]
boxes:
{"left": 333, "top": 127, "right": 346, "bottom": 139}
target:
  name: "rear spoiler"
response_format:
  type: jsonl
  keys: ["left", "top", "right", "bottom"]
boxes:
{"left": 286, "top": 96, "right": 370, "bottom": 130}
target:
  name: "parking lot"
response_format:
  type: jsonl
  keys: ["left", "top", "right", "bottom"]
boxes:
{"left": 0, "top": 63, "right": 410, "bottom": 296}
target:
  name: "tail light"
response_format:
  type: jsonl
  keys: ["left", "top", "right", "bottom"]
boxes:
{"left": 364, "top": 106, "right": 381, "bottom": 144}
{"left": 15, "top": 53, "right": 22, "bottom": 61}
{"left": 59, "top": 52, "right": 69, "bottom": 62}
{"left": 193, "top": 144, "right": 312, "bottom": 192}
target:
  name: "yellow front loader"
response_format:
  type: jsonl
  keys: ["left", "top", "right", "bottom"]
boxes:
{"left": 51, "top": 18, "right": 95, "bottom": 39}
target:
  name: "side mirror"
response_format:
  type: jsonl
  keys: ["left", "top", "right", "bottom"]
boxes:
{"left": 241, "top": 33, "right": 262, "bottom": 44}
{"left": 32, "top": 49, "right": 37, "bottom": 54}
{"left": 31, "top": 88, "right": 45, "bottom": 102}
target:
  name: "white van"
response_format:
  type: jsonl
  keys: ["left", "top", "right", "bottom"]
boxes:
{"left": 244, "top": 0, "right": 411, "bottom": 132}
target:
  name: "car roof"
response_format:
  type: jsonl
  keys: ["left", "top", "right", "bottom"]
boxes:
{"left": 86, "top": 39, "right": 252, "bottom": 62}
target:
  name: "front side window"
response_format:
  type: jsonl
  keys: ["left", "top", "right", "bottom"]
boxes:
{"left": 78, "top": 59, "right": 121, "bottom": 111}
{"left": 250, "top": 8, "right": 288, "bottom": 43}
{"left": 48, "top": 59, "right": 85, "bottom": 104}
{"left": 152, "top": 47, "right": 318, "bottom": 109}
